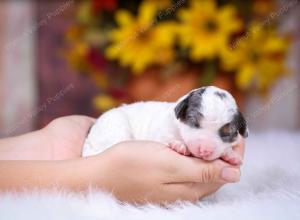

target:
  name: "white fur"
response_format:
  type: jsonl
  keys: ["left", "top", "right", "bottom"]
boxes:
{"left": 82, "top": 101, "right": 178, "bottom": 156}
{"left": 1, "top": 131, "right": 300, "bottom": 220}
{"left": 83, "top": 86, "right": 239, "bottom": 159}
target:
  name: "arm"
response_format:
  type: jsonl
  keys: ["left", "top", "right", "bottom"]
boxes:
{"left": 0, "top": 159, "right": 93, "bottom": 191}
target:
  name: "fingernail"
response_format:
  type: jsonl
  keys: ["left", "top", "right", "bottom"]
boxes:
{"left": 221, "top": 167, "right": 240, "bottom": 182}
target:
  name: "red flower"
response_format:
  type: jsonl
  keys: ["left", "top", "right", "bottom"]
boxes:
{"left": 108, "top": 87, "right": 128, "bottom": 100}
{"left": 86, "top": 48, "right": 107, "bottom": 70}
{"left": 92, "top": 0, "right": 118, "bottom": 13}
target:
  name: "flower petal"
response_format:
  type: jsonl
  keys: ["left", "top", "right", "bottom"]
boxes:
{"left": 115, "top": 9, "right": 134, "bottom": 26}
{"left": 138, "top": 1, "right": 157, "bottom": 26}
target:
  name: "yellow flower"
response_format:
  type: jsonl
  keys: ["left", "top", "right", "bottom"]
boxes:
{"left": 93, "top": 94, "right": 117, "bottom": 111}
{"left": 64, "top": 42, "right": 89, "bottom": 71}
{"left": 65, "top": 26, "right": 83, "bottom": 43}
{"left": 91, "top": 73, "right": 109, "bottom": 89}
{"left": 105, "top": 1, "right": 176, "bottom": 73}
{"left": 222, "top": 24, "right": 289, "bottom": 92}
{"left": 77, "top": 1, "right": 95, "bottom": 25}
{"left": 177, "top": 0, "right": 242, "bottom": 60}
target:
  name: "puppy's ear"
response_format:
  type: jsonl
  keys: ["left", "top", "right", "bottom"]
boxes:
{"left": 234, "top": 111, "right": 249, "bottom": 138}
{"left": 174, "top": 89, "right": 204, "bottom": 128}
{"left": 174, "top": 95, "right": 189, "bottom": 121}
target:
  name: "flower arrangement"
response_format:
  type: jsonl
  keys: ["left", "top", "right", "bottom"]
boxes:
{"left": 64, "top": 0, "right": 289, "bottom": 111}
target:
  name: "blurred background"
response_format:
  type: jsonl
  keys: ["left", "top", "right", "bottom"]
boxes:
{"left": 0, "top": 0, "right": 299, "bottom": 138}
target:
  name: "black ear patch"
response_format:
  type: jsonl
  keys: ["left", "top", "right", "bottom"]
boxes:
{"left": 174, "top": 97, "right": 189, "bottom": 121}
{"left": 174, "top": 88, "right": 206, "bottom": 128}
{"left": 214, "top": 91, "right": 227, "bottom": 99}
{"left": 232, "top": 111, "right": 248, "bottom": 138}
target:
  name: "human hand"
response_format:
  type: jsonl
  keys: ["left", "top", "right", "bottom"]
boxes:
{"left": 88, "top": 139, "right": 245, "bottom": 204}
{"left": 42, "top": 115, "right": 96, "bottom": 160}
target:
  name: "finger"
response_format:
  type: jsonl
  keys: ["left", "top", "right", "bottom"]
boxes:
{"left": 192, "top": 181, "right": 223, "bottom": 198}
{"left": 164, "top": 153, "right": 241, "bottom": 184}
{"left": 85, "top": 116, "right": 97, "bottom": 124}
{"left": 194, "top": 159, "right": 241, "bottom": 183}
{"left": 73, "top": 115, "right": 97, "bottom": 124}
{"left": 161, "top": 181, "right": 224, "bottom": 203}
{"left": 221, "top": 151, "right": 243, "bottom": 166}
{"left": 69, "top": 115, "right": 96, "bottom": 127}
{"left": 159, "top": 183, "right": 204, "bottom": 203}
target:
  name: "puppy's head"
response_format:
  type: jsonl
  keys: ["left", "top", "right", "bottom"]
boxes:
{"left": 174, "top": 86, "right": 248, "bottom": 160}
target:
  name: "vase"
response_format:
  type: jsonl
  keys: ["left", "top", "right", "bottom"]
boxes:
{"left": 127, "top": 67, "right": 245, "bottom": 109}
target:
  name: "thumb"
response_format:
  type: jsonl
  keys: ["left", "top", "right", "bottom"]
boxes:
{"left": 165, "top": 151, "right": 241, "bottom": 184}
{"left": 196, "top": 160, "right": 241, "bottom": 183}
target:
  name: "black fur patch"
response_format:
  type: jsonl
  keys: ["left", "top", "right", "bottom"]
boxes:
{"left": 174, "top": 88, "right": 206, "bottom": 128}
{"left": 219, "top": 123, "right": 238, "bottom": 143}
{"left": 214, "top": 91, "right": 227, "bottom": 99}
{"left": 219, "top": 111, "right": 248, "bottom": 143}
{"left": 233, "top": 111, "right": 248, "bottom": 138}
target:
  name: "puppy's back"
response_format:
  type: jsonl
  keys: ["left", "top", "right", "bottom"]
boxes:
{"left": 117, "top": 101, "right": 177, "bottom": 140}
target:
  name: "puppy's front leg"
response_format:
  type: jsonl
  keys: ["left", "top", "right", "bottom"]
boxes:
{"left": 167, "top": 140, "right": 191, "bottom": 156}
{"left": 221, "top": 147, "right": 242, "bottom": 165}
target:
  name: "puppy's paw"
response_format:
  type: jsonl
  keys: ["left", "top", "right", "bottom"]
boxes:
{"left": 221, "top": 149, "right": 243, "bottom": 165}
{"left": 167, "top": 140, "right": 191, "bottom": 156}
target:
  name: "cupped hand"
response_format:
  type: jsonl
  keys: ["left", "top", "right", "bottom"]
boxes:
{"left": 40, "top": 116, "right": 244, "bottom": 204}
{"left": 88, "top": 139, "right": 245, "bottom": 204}
{"left": 41, "top": 115, "right": 96, "bottom": 160}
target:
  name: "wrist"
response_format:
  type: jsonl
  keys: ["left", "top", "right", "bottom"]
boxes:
{"left": 71, "top": 155, "right": 111, "bottom": 192}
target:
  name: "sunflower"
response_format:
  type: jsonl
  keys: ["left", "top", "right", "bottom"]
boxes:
{"left": 105, "top": 1, "right": 176, "bottom": 73}
{"left": 177, "top": 0, "right": 242, "bottom": 61}
{"left": 222, "top": 23, "right": 289, "bottom": 92}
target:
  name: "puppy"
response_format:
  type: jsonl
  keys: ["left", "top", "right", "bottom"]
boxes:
{"left": 82, "top": 86, "right": 248, "bottom": 164}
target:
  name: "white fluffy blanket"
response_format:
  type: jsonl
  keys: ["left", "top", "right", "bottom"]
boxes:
{"left": 1, "top": 131, "right": 300, "bottom": 220}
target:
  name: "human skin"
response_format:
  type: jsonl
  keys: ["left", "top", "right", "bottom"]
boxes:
{"left": 0, "top": 116, "right": 244, "bottom": 204}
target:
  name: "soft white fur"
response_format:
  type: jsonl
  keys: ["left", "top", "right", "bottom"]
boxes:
{"left": 1, "top": 131, "right": 300, "bottom": 220}
{"left": 83, "top": 86, "right": 240, "bottom": 160}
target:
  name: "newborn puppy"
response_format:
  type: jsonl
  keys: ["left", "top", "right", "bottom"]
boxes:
{"left": 82, "top": 86, "right": 248, "bottom": 165}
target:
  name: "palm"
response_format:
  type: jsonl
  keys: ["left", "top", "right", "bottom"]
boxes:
{"left": 44, "top": 116, "right": 96, "bottom": 160}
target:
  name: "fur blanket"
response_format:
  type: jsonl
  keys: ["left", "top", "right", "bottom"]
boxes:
{"left": 1, "top": 131, "right": 300, "bottom": 220}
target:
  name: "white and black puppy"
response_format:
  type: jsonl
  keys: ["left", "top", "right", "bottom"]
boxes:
{"left": 82, "top": 86, "right": 248, "bottom": 164}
